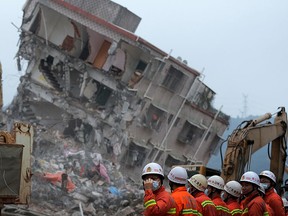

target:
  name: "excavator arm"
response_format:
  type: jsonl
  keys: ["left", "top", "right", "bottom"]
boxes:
{"left": 221, "top": 107, "right": 287, "bottom": 188}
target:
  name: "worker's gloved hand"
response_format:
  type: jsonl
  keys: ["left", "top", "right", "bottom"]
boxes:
{"left": 143, "top": 178, "right": 153, "bottom": 190}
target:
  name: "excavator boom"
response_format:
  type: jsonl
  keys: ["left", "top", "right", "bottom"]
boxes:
{"left": 221, "top": 107, "right": 287, "bottom": 189}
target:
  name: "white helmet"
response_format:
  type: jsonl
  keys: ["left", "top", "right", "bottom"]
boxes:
{"left": 188, "top": 174, "right": 207, "bottom": 192}
{"left": 224, "top": 181, "right": 242, "bottom": 198}
{"left": 240, "top": 171, "right": 260, "bottom": 186}
{"left": 207, "top": 175, "right": 224, "bottom": 190}
{"left": 168, "top": 166, "right": 188, "bottom": 185}
{"left": 259, "top": 170, "right": 276, "bottom": 184}
{"left": 142, "top": 162, "right": 164, "bottom": 179}
{"left": 282, "top": 198, "right": 288, "bottom": 207}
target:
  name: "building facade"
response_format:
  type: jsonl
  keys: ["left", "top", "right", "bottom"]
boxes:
{"left": 12, "top": 0, "right": 229, "bottom": 182}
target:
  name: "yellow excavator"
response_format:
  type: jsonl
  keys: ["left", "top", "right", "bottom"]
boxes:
{"left": 0, "top": 121, "right": 33, "bottom": 213}
{"left": 178, "top": 107, "right": 287, "bottom": 193}
{"left": 0, "top": 62, "right": 33, "bottom": 211}
{"left": 221, "top": 107, "right": 287, "bottom": 191}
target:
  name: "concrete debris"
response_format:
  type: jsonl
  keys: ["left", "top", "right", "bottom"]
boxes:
{"left": 0, "top": 0, "right": 230, "bottom": 214}
{"left": 1, "top": 134, "right": 144, "bottom": 215}
{"left": 113, "top": 206, "right": 136, "bottom": 216}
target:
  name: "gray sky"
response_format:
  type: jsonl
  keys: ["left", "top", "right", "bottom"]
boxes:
{"left": 1, "top": 1, "right": 288, "bottom": 118}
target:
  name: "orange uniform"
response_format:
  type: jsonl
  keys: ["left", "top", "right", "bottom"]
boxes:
{"left": 171, "top": 186, "right": 200, "bottom": 215}
{"left": 240, "top": 191, "right": 268, "bottom": 216}
{"left": 264, "top": 188, "right": 285, "bottom": 216}
{"left": 194, "top": 191, "right": 217, "bottom": 216}
{"left": 43, "top": 171, "right": 76, "bottom": 192}
{"left": 144, "top": 185, "right": 176, "bottom": 216}
{"left": 212, "top": 195, "right": 231, "bottom": 216}
{"left": 226, "top": 199, "right": 242, "bottom": 216}
{"left": 265, "top": 203, "right": 274, "bottom": 216}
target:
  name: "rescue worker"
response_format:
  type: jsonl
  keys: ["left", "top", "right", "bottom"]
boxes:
{"left": 167, "top": 166, "right": 200, "bottom": 215}
{"left": 258, "top": 184, "right": 274, "bottom": 216}
{"left": 207, "top": 175, "right": 231, "bottom": 215}
{"left": 240, "top": 171, "right": 268, "bottom": 216}
{"left": 142, "top": 162, "right": 176, "bottom": 215}
{"left": 282, "top": 197, "right": 288, "bottom": 216}
{"left": 259, "top": 170, "right": 285, "bottom": 216}
{"left": 222, "top": 181, "right": 242, "bottom": 216}
{"left": 187, "top": 173, "right": 217, "bottom": 216}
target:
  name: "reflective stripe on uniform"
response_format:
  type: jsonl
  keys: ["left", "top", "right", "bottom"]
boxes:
{"left": 215, "top": 205, "right": 231, "bottom": 214}
{"left": 181, "top": 208, "right": 203, "bottom": 216}
{"left": 201, "top": 200, "right": 215, "bottom": 208}
{"left": 242, "top": 207, "right": 269, "bottom": 216}
{"left": 181, "top": 208, "right": 193, "bottom": 214}
{"left": 242, "top": 208, "right": 248, "bottom": 214}
{"left": 167, "top": 207, "right": 176, "bottom": 214}
{"left": 231, "top": 208, "right": 242, "bottom": 215}
{"left": 144, "top": 199, "right": 157, "bottom": 208}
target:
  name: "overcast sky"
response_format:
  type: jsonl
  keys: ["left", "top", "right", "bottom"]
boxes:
{"left": 1, "top": 1, "right": 288, "bottom": 118}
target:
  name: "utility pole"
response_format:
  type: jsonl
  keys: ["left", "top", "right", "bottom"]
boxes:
{"left": 242, "top": 94, "right": 248, "bottom": 118}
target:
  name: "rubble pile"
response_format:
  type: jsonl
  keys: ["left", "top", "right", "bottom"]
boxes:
{"left": 1, "top": 122, "right": 145, "bottom": 215}
{"left": 0, "top": 0, "right": 231, "bottom": 214}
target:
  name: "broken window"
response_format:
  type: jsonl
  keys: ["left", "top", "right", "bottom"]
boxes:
{"left": 94, "top": 85, "right": 112, "bottom": 106}
{"left": 127, "top": 60, "right": 147, "bottom": 88}
{"left": 135, "top": 60, "right": 147, "bottom": 73}
{"left": 81, "top": 80, "right": 112, "bottom": 107}
{"left": 142, "top": 104, "right": 166, "bottom": 131}
{"left": 192, "top": 84, "right": 215, "bottom": 111}
{"left": 165, "top": 154, "right": 183, "bottom": 169}
{"left": 177, "top": 121, "right": 204, "bottom": 144}
{"left": 122, "top": 142, "right": 148, "bottom": 167}
{"left": 162, "top": 66, "right": 184, "bottom": 92}
{"left": 62, "top": 119, "right": 92, "bottom": 143}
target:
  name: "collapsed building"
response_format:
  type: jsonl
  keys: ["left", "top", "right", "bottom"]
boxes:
{"left": 10, "top": 0, "right": 230, "bottom": 181}
{"left": 7, "top": 0, "right": 229, "bottom": 193}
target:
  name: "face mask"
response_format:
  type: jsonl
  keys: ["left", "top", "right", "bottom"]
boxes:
{"left": 260, "top": 183, "right": 270, "bottom": 190}
{"left": 204, "top": 188, "right": 209, "bottom": 196}
{"left": 187, "top": 187, "right": 191, "bottom": 193}
{"left": 220, "top": 191, "right": 226, "bottom": 201}
{"left": 152, "top": 180, "right": 160, "bottom": 191}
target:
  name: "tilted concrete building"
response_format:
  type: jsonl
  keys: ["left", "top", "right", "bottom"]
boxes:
{"left": 10, "top": 0, "right": 229, "bottom": 182}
